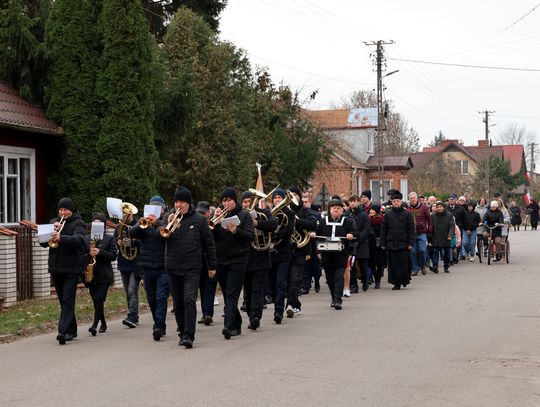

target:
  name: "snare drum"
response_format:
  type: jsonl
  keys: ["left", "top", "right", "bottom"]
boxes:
{"left": 317, "top": 240, "right": 345, "bottom": 252}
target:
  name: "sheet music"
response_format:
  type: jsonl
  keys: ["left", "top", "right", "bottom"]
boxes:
{"left": 90, "top": 222, "right": 105, "bottom": 240}
{"left": 106, "top": 197, "right": 123, "bottom": 219}
{"left": 37, "top": 224, "right": 55, "bottom": 244}
{"left": 220, "top": 215, "right": 241, "bottom": 229}
{"left": 144, "top": 205, "right": 161, "bottom": 218}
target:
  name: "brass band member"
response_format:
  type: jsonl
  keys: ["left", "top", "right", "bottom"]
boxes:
{"left": 269, "top": 188, "right": 295, "bottom": 324}
{"left": 213, "top": 187, "right": 255, "bottom": 339}
{"left": 130, "top": 196, "right": 169, "bottom": 341}
{"left": 286, "top": 186, "right": 316, "bottom": 318}
{"left": 164, "top": 187, "right": 216, "bottom": 349}
{"left": 240, "top": 191, "right": 277, "bottom": 331}
{"left": 85, "top": 213, "right": 117, "bottom": 336}
{"left": 40, "top": 197, "right": 86, "bottom": 345}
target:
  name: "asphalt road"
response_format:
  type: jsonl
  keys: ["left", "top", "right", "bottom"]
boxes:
{"left": 1, "top": 230, "right": 540, "bottom": 407}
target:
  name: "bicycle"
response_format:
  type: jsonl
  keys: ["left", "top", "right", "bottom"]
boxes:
{"left": 522, "top": 209, "right": 531, "bottom": 231}
{"left": 484, "top": 223, "right": 509, "bottom": 265}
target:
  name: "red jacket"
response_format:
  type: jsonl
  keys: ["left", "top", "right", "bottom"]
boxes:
{"left": 407, "top": 203, "right": 432, "bottom": 235}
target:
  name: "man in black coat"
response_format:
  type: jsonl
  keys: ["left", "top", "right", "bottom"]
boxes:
{"left": 430, "top": 201, "right": 455, "bottom": 273}
{"left": 380, "top": 192, "right": 415, "bottom": 290}
{"left": 40, "top": 197, "right": 86, "bottom": 345}
{"left": 213, "top": 187, "right": 255, "bottom": 339}
{"left": 447, "top": 193, "right": 467, "bottom": 260}
{"left": 130, "top": 195, "right": 169, "bottom": 341}
{"left": 241, "top": 191, "right": 277, "bottom": 330}
{"left": 163, "top": 187, "right": 216, "bottom": 348}
{"left": 348, "top": 195, "right": 370, "bottom": 292}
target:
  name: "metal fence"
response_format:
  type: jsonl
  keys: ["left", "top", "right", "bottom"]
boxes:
{"left": 8, "top": 225, "right": 34, "bottom": 301}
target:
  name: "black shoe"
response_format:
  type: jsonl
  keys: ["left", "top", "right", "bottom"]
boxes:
{"left": 274, "top": 314, "right": 282, "bottom": 325}
{"left": 204, "top": 315, "right": 213, "bottom": 326}
{"left": 222, "top": 328, "right": 232, "bottom": 339}
{"left": 98, "top": 323, "right": 107, "bottom": 333}
{"left": 230, "top": 329, "right": 241, "bottom": 337}
{"left": 248, "top": 318, "right": 260, "bottom": 330}
{"left": 152, "top": 329, "right": 162, "bottom": 341}
{"left": 88, "top": 326, "right": 97, "bottom": 336}
{"left": 56, "top": 334, "right": 66, "bottom": 345}
{"left": 264, "top": 296, "right": 273, "bottom": 304}
{"left": 334, "top": 302, "right": 342, "bottom": 310}
{"left": 122, "top": 318, "right": 136, "bottom": 328}
{"left": 330, "top": 301, "right": 335, "bottom": 308}
{"left": 392, "top": 285, "right": 401, "bottom": 290}
{"left": 444, "top": 267, "right": 449, "bottom": 273}
{"left": 197, "top": 317, "right": 205, "bottom": 324}
{"left": 300, "top": 288, "right": 309, "bottom": 295}
{"left": 65, "top": 333, "right": 77, "bottom": 341}
{"left": 411, "top": 271, "right": 418, "bottom": 276}
{"left": 350, "top": 286, "right": 359, "bottom": 294}
{"left": 429, "top": 266, "right": 439, "bottom": 274}
{"left": 182, "top": 338, "right": 193, "bottom": 349}
{"left": 314, "top": 283, "right": 320, "bottom": 293}
{"left": 240, "top": 304, "right": 247, "bottom": 312}
{"left": 362, "top": 282, "right": 369, "bottom": 292}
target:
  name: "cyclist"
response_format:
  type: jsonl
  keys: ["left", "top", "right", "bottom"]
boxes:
{"left": 482, "top": 201, "right": 504, "bottom": 262}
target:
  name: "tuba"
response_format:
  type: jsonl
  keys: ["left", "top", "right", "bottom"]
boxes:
{"left": 271, "top": 190, "right": 299, "bottom": 246}
{"left": 248, "top": 188, "right": 272, "bottom": 251}
{"left": 160, "top": 210, "right": 183, "bottom": 238}
{"left": 291, "top": 215, "right": 311, "bottom": 248}
{"left": 48, "top": 216, "right": 66, "bottom": 248}
{"left": 117, "top": 202, "right": 138, "bottom": 260}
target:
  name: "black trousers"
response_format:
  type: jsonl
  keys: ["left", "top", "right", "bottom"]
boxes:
{"left": 52, "top": 273, "right": 79, "bottom": 335}
{"left": 217, "top": 263, "right": 247, "bottom": 332}
{"left": 169, "top": 271, "right": 200, "bottom": 341}
{"left": 325, "top": 267, "right": 345, "bottom": 304}
{"left": 89, "top": 283, "right": 110, "bottom": 325}
{"left": 287, "top": 255, "right": 305, "bottom": 310}
{"left": 244, "top": 268, "right": 267, "bottom": 321}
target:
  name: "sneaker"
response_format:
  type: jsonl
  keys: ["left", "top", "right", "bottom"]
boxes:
{"left": 248, "top": 318, "right": 260, "bottom": 330}
{"left": 293, "top": 308, "right": 302, "bottom": 315}
{"left": 213, "top": 297, "right": 220, "bottom": 306}
{"left": 343, "top": 289, "right": 351, "bottom": 297}
{"left": 204, "top": 315, "right": 213, "bottom": 326}
{"left": 274, "top": 314, "right": 282, "bottom": 324}
{"left": 469, "top": 257, "right": 475, "bottom": 262}
{"left": 122, "top": 319, "right": 137, "bottom": 328}
{"left": 421, "top": 266, "right": 427, "bottom": 275}
{"left": 334, "top": 302, "right": 342, "bottom": 310}
{"left": 286, "top": 305, "right": 294, "bottom": 318}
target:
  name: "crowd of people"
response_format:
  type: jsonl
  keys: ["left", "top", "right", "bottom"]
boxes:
{"left": 42, "top": 186, "right": 539, "bottom": 347}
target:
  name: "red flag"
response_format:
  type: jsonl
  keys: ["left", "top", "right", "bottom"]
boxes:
{"left": 524, "top": 191, "right": 531, "bottom": 205}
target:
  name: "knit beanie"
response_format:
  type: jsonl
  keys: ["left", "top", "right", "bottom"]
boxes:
{"left": 173, "top": 187, "right": 192, "bottom": 204}
{"left": 361, "top": 190, "right": 372, "bottom": 200}
{"left": 288, "top": 186, "right": 302, "bottom": 199}
{"left": 220, "top": 187, "right": 238, "bottom": 202}
{"left": 391, "top": 191, "right": 403, "bottom": 200}
{"left": 371, "top": 204, "right": 381, "bottom": 214}
{"left": 240, "top": 191, "right": 254, "bottom": 202}
{"left": 91, "top": 212, "right": 107, "bottom": 223}
{"left": 58, "top": 197, "right": 76, "bottom": 212}
{"left": 272, "top": 188, "right": 286, "bottom": 199}
{"left": 149, "top": 195, "right": 166, "bottom": 208}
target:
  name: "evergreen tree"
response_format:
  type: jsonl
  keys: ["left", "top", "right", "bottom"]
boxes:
{"left": 44, "top": 0, "right": 102, "bottom": 218}
{"left": 428, "top": 131, "right": 445, "bottom": 147}
{"left": 96, "top": 0, "right": 157, "bottom": 207}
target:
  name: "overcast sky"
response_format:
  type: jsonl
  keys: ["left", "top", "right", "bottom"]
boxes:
{"left": 219, "top": 0, "right": 540, "bottom": 156}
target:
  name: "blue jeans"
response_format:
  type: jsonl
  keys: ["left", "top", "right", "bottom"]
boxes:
{"left": 411, "top": 233, "right": 427, "bottom": 273}
{"left": 459, "top": 228, "right": 466, "bottom": 257}
{"left": 462, "top": 230, "right": 477, "bottom": 257}
{"left": 142, "top": 269, "right": 170, "bottom": 330}
{"left": 120, "top": 270, "right": 142, "bottom": 323}
{"left": 431, "top": 246, "right": 451, "bottom": 269}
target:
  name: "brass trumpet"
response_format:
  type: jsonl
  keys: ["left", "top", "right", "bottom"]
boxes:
{"left": 208, "top": 208, "right": 229, "bottom": 230}
{"left": 138, "top": 217, "right": 150, "bottom": 229}
{"left": 48, "top": 216, "right": 66, "bottom": 248}
{"left": 160, "top": 210, "right": 183, "bottom": 238}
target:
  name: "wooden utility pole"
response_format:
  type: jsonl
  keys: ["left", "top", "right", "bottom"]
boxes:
{"left": 530, "top": 142, "right": 535, "bottom": 194}
{"left": 479, "top": 110, "right": 495, "bottom": 197}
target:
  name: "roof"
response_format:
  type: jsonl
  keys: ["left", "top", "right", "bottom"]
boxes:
{"left": 410, "top": 151, "right": 437, "bottom": 169}
{"left": 303, "top": 109, "right": 353, "bottom": 129}
{"left": 0, "top": 82, "right": 62, "bottom": 135}
{"left": 467, "top": 146, "right": 504, "bottom": 162}
{"left": 365, "top": 155, "right": 413, "bottom": 169}
{"left": 501, "top": 145, "right": 525, "bottom": 174}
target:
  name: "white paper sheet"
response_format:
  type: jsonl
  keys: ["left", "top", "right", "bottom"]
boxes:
{"left": 90, "top": 222, "right": 105, "bottom": 240}
{"left": 106, "top": 197, "right": 123, "bottom": 219}
{"left": 37, "top": 224, "right": 55, "bottom": 244}
{"left": 220, "top": 215, "right": 241, "bottom": 229}
{"left": 144, "top": 205, "right": 161, "bottom": 218}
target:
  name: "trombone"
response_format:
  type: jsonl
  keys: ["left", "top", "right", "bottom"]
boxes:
{"left": 48, "top": 216, "right": 66, "bottom": 248}
{"left": 160, "top": 210, "right": 183, "bottom": 238}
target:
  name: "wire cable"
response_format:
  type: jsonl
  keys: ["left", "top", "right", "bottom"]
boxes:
{"left": 388, "top": 57, "right": 540, "bottom": 72}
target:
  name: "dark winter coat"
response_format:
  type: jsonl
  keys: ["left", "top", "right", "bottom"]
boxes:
{"left": 380, "top": 206, "right": 415, "bottom": 251}
{"left": 349, "top": 207, "right": 370, "bottom": 259}
{"left": 431, "top": 210, "right": 455, "bottom": 247}
{"left": 130, "top": 219, "right": 166, "bottom": 271}
{"left": 482, "top": 209, "right": 504, "bottom": 237}
{"left": 407, "top": 202, "right": 432, "bottom": 235}
{"left": 247, "top": 208, "right": 278, "bottom": 271}
{"left": 527, "top": 202, "right": 540, "bottom": 222}
{"left": 270, "top": 207, "right": 295, "bottom": 263}
{"left": 509, "top": 206, "right": 522, "bottom": 226}
{"left": 290, "top": 205, "right": 317, "bottom": 257}
{"left": 447, "top": 204, "right": 467, "bottom": 230}
{"left": 316, "top": 214, "right": 357, "bottom": 269}
{"left": 164, "top": 208, "right": 217, "bottom": 273}
{"left": 40, "top": 214, "right": 86, "bottom": 275}
{"left": 212, "top": 205, "right": 255, "bottom": 266}
{"left": 464, "top": 210, "right": 481, "bottom": 232}
{"left": 113, "top": 218, "right": 141, "bottom": 272}
{"left": 84, "top": 234, "right": 117, "bottom": 285}
{"left": 368, "top": 214, "right": 385, "bottom": 268}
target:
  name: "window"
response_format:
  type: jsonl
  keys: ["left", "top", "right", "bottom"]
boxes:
{"left": 0, "top": 146, "right": 35, "bottom": 223}
{"left": 400, "top": 178, "right": 408, "bottom": 198}
{"left": 367, "top": 130, "right": 374, "bottom": 153}
{"left": 459, "top": 160, "right": 469, "bottom": 175}
{"left": 370, "top": 179, "right": 392, "bottom": 203}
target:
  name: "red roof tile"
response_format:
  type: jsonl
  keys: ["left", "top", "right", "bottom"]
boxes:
{"left": 0, "top": 82, "right": 62, "bottom": 135}
{"left": 501, "top": 145, "right": 525, "bottom": 175}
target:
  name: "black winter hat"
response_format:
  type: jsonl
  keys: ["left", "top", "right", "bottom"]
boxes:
{"left": 58, "top": 197, "right": 76, "bottom": 212}
{"left": 220, "top": 187, "right": 238, "bottom": 202}
{"left": 386, "top": 189, "right": 398, "bottom": 197}
{"left": 391, "top": 191, "right": 403, "bottom": 200}
{"left": 288, "top": 186, "right": 302, "bottom": 198}
{"left": 361, "top": 190, "right": 372, "bottom": 200}
{"left": 272, "top": 188, "right": 286, "bottom": 199}
{"left": 91, "top": 212, "right": 107, "bottom": 223}
{"left": 328, "top": 198, "right": 344, "bottom": 208}
{"left": 371, "top": 204, "right": 381, "bottom": 214}
{"left": 240, "top": 191, "right": 254, "bottom": 202}
{"left": 174, "top": 187, "right": 193, "bottom": 204}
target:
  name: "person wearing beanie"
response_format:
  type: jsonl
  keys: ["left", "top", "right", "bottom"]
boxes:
{"left": 482, "top": 200, "right": 505, "bottom": 261}
{"left": 447, "top": 193, "right": 467, "bottom": 261}
{"left": 40, "top": 197, "right": 86, "bottom": 345}
{"left": 213, "top": 187, "right": 255, "bottom": 339}
{"left": 269, "top": 187, "right": 295, "bottom": 324}
{"left": 130, "top": 196, "right": 169, "bottom": 341}
{"left": 367, "top": 204, "right": 385, "bottom": 289}
{"left": 360, "top": 190, "right": 372, "bottom": 213}
{"left": 285, "top": 186, "right": 316, "bottom": 318}
{"left": 347, "top": 194, "right": 370, "bottom": 293}
{"left": 84, "top": 213, "right": 117, "bottom": 336}
{"left": 380, "top": 192, "right": 415, "bottom": 290}
{"left": 406, "top": 192, "right": 432, "bottom": 276}
{"left": 315, "top": 198, "right": 357, "bottom": 310}
{"left": 240, "top": 191, "right": 278, "bottom": 330}
{"left": 161, "top": 187, "right": 216, "bottom": 348}
{"left": 430, "top": 201, "right": 455, "bottom": 273}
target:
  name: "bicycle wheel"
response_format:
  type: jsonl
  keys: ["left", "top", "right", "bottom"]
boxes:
{"left": 487, "top": 243, "right": 491, "bottom": 265}
{"left": 477, "top": 239, "right": 483, "bottom": 263}
{"left": 505, "top": 240, "right": 510, "bottom": 263}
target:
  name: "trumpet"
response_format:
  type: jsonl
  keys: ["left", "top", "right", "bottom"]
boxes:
{"left": 48, "top": 216, "right": 66, "bottom": 248}
{"left": 208, "top": 208, "right": 230, "bottom": 230}
{"left": 138, "top": 217, "right": 150, "bottom": 229}
{"left": 160, "top": 210, "right": 183, "bottom": 238}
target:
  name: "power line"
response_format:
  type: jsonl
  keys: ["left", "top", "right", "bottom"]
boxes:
{"left": 498, "top": 2, "right": 540, "bottom": 33}
{"left": 388, "top": 57, "right": 540, "bottom": 72}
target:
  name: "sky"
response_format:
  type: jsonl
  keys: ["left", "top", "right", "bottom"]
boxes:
{"left": 219, "top": 0, "right": 540, "bottom": 158}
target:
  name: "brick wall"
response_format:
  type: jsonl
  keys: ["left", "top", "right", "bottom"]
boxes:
{"left": 32, "top": 233, "right": 51, "bottom": 298}
{"left": 0, "top": 235, "right": 17, "bottom": 307}
{"left": 311, "top": 155, "right": 364, "bottom": 203}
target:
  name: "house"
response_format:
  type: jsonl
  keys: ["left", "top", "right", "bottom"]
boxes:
{"left": 304, "top": 108, "right": 413, "bottom": 204}
{"left": 0, "top": 82, "right": 63, "bottom": 224}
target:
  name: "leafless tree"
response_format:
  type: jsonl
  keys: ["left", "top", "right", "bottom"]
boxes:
{"left": 495, "top": 122, "right": 538, "bottom": 170}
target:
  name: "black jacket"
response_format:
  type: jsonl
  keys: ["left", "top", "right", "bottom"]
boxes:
{"left": 270, "top": 207, "right": 295, "bottom": 263}
{"left": 40, "top": 214, "right": 86, "bottom": 274}
{"left": 380, "top": 206, "right": 415, "bottom": 251}
{"left": 163, "top": 208, "right": 217, "bottom": 273}
{"left": 84, "top": 234, "right": 117, "bottom": 285}
{"left": 213, "top": 205, "right": 255, "bottom": 266}
{"left": 130, "top": 219, "right": 166, "bottom": 271}
{"left": 349, "top": 207, "right": 370, "bottom": 259}
{"left": 431, "top": 210, "right": 455, "bottom": 247}
{"left": 290, "top": 205, "right": 317, "bottom": 257}
{"left": 464, "top": 210, "right": 481, "bottom": 232}
{"left": 482, "top": 209, "right": 504, "bottom": 235}
{"left": 447, "top": 204, "right": 467, "bottom": 229}
{"left": 316, "top": 214, "right": 357, "bottom": 269}
{"left": 247, "top": 208, "right": 278, "bottom": 271}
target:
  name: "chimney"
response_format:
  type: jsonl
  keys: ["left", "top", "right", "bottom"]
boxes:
{"left": 478, "top": 139, "right": 488, "bottom": 148}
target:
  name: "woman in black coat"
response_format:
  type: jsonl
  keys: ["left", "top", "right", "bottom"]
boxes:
{"left": 509, "top": 201, "right": 522, "bottom": 231}
{"left": 380, "top": 192, "right": 415, "bottom": 290}
{"left": 367, "top": 205, "right": 385, "bottom": 289}
{"left": 85, "top": 213, "right": 117, "bottom": 336}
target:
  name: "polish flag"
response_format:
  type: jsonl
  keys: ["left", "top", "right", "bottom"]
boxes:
{"left": 524, "top": 191, "right": 531, "bottom": 205}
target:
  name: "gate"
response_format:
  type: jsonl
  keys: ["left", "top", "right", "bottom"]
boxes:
{"left": 9, "top": 225, "right": 34, "bottom": 300}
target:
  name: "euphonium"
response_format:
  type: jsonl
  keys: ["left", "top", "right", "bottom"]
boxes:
{"left": 160, "top": 210, "right": 183, "bottom": 238}
{"left": 291, "top": 215, "right": 311, "bottom": 248}
{"left": 271, "top": 190, "right": 299, "bottom": 246}
{"left": 248, "top": 189, "right": 272, "bottom": 251}
{"left": 85, "top": 239, "right": 97, "bottom": 283}
{"left": 48, "top": 216, "right": 66, "bottom": 248}
{"left": 208, "top": 208, "right": 229, "bottom": 230}
{"left": 117, "top": 202, "right": 138, "bottom": 260}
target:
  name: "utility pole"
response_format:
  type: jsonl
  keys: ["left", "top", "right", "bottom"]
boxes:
{"left": 479, "top": 110, "right": 495, "bottom": 198}
{"left": 530, "top": 142, "right": 535, "bottom": 195}
{"left": 365, "top": 40, "right": 394, "bottom": 202}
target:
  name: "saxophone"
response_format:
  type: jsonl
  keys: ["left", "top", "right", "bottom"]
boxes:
{"left": 85, "top": 239, "right": 96, "bottom": 283}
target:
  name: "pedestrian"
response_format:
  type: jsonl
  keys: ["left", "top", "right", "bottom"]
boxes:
{"left": 447, "top": 193, "right": 467, "bottom": 261}
{"left": 407, "top": 191, "right": 432, "bottom": 276}
{"left": 367, "top": 205, "right": 385, "bottom": 289}
{"left": 430, "top": 201, "right": 455, "bottom": 273}
{"left": 482, "top": 201, "right": 504, "bottom": 261}
{"left": 380, "top": 192, "right": 415, "bottom": 290}
{"left": 463, "top": 203, "right": 481, "bottom": 262}
{"left": 348, "top": 195, "right": 370, "bottom": 292}
{"left": 526, "top": 198, "right": 539, "bottom": 230}
{"left": 509, "top": 201, "right": 522, "bottom": 231}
